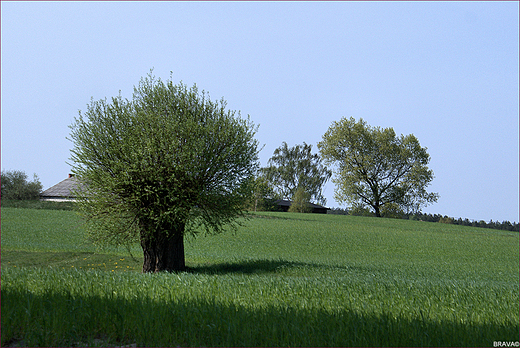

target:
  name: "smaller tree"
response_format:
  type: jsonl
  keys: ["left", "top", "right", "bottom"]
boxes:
{"left": 262, "top": 142, "right": 331, "bottom": 205}
{"left": 288, "top": 186, "right": 312, "bottom": 213}
{"left": 1, "top": 170, "right": 43, "bottom": 200}
{"left": 380, "top": 202, "right": 405, "bottom": 219}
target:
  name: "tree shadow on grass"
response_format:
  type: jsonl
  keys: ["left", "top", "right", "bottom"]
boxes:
{"left": 186, "top": 258, "right": 353, "bottom": 275}
{"left": 186, "top": 258, "right": 293, "bottom": 275}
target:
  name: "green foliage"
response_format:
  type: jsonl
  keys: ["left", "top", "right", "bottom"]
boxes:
{"left": 439, "top": 216, "right": 455, "bottom": 224}
{"left": 262, "top": 142, "right": 331, "bottom": 205}
{"left": 245, "top": 174, "right": 280, "bottom": 211}
{"left": 380, "top": 202, "right": 405, "bottom": 219}
{"left": 411, "top": 213, "right": 519, "bottom": 232}
{"left": 327, "top": 207, "right": 350, "bottom": 215}
{"left": 318, "top": 117, "right": 439, "bottom": 217}
{"left": 1, "top": 170, "right": 43, "bottom": 200}
{"left": 68, "top": 71, "right": 259, "bottom": 271}
{"left": 288, "top": 187, "right": 312, "bottom": 213}
{"left": 348, "top": 204, "right": 375, "bottom": 217}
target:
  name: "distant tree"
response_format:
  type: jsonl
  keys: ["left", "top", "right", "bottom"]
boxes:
{"left": 248, "top": 173, "right": 280, "bottom": 212}
{"left": 408, "top": 212, "right": 518, "bottom": 232}
{"left": 262, "top": 142, "right": 331, "bottom": 205}
{"left": 318, "top": 117, "right": 439, "bottom": 217}
{"left": 500, "top": 221, "right": 514, "bottom": 231}
{"left": 1, "top": 170, "right": 43, "bottom": 200}
{"left": 476, "top": 220, "right": 487, "bottom": 228}
{"left": 69, "top": 72, "right": 259, "bottom": 273}
{"left": 439, "top": 216, "right": 454, "bottom": 224}
{"left": 288, "top": 186, "right": 312, "bottom": 213}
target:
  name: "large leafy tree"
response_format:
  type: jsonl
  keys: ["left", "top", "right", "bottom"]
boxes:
{"left": 262, "top": 142, "right": 331, "bottom": 205}
{"left": 0, "top": 170, "right": 43, "bottom": 200}
{"left": 318, "top": 117, "right": 438, "bottom": 217}
{"left": 69, "top": 72, "right": 259, "bottom": 272}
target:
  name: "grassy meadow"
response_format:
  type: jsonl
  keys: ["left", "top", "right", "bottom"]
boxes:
{"left": 1, "top": 206, "right": 519, "bottom": 347}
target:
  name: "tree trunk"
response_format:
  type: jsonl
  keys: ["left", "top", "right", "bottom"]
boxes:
{"left": 161, "top": 227, "right": 186, "bottom": 271}
{"left": 373, "top": 203, "right": 381, "bottom": 217}
{"left": 140, "top": 221, "right": 186, "bottom": 273}
{"left": 371, "top": 186, "right": 382, "bottom": 217}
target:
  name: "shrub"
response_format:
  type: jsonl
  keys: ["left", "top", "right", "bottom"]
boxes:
{"left": 380, "top": 203, "right": 405, "bottom": 219}
{"left": 288, "top": 187, "right": 312, "bottom": 213}
{"left": 349, "top": 205, "right": 375, "bottom": 217}
{"left": 439, "top": 216, "right": 454, "bottom": 224}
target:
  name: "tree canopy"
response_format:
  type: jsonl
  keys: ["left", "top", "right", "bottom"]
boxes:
{"left": 1, "top": 170, "right": 43, "bottom": 200}
{"left": 68, "top": 72, "right": 259, "bottom": 272}
{"left": 318, "top": 117, "right": 438, "bottom": 217}
{"left": 261, "top": 142, "right": 331, "bottom": 206}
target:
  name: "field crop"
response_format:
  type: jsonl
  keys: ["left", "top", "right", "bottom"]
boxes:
{"left": 1, "top": 207, "right": 519, "bottom": 347}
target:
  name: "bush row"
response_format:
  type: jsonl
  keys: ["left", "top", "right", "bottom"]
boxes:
{"left": 328, "top": 207, "right": 519, "bottom": 232}
{"left": 410, "top": 212, "right": 519, "bottom": 232}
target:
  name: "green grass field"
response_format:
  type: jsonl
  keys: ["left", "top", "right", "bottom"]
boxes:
{"left": 1, "top": 207, "right": 518, "bottom": 347}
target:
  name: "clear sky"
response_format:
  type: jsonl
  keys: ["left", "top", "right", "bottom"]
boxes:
{"left": 1, "top": 1, "right": 518, "bottom": 223}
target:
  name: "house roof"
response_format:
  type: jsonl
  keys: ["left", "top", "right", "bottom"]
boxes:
{"left": 275, "top": 199, "right": 328, "bottom": 209}
{"left": 40, "top": 175, "right": 82, "bottom": 198}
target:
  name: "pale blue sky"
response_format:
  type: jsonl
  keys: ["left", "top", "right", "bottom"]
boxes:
{"left": 1, "top": 1, "right": 518, "bottom": 222}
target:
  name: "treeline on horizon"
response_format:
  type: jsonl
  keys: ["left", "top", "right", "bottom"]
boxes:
{"left": 328, "top": 207, "right": 519, "bottom": 232}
